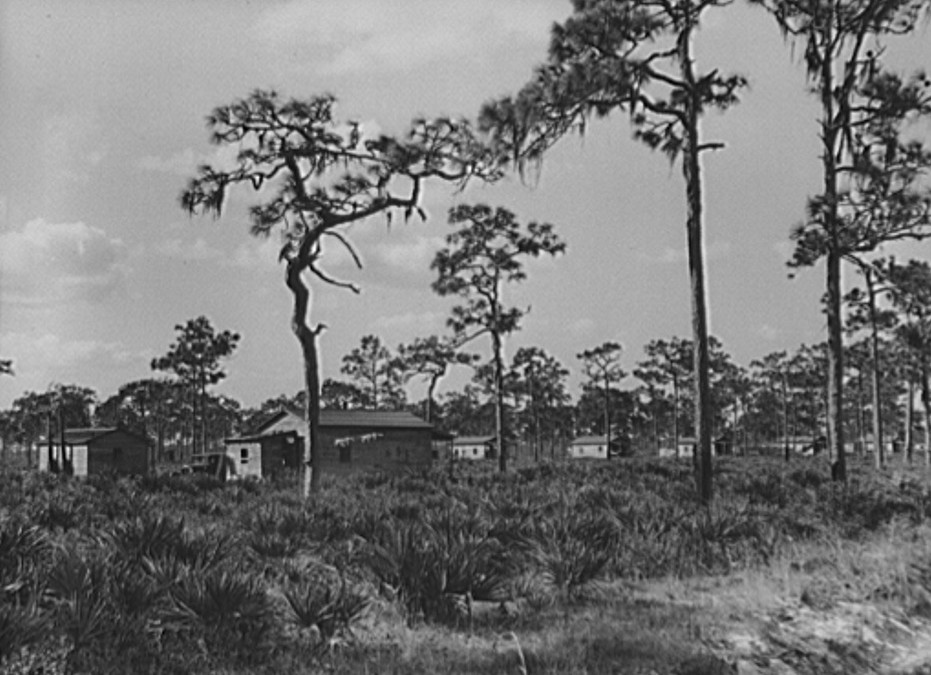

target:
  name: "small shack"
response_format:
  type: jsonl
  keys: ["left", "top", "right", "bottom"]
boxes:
{"left": 675, "top": 435, "right": 731, "bottom": 459}
{"left": 566, "top": 435, "right": 619, "bottom": 460}
{"left": 224, "top": 432, "right": 301, "bottom": 480}
{"left": 37, "top": 427, "right": 151, "bottom": 477}
{"left": 431, "top": 428, "right": 454, "bottom": 462}
{"left": 452, "top": 435, "right": 496, "bottom": 461}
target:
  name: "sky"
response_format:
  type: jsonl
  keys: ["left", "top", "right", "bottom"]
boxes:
{"left": 1, "top": 0, "right": 930, "bottom": 411}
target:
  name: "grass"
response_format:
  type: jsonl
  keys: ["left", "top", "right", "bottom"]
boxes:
{"left": 5, "top": 454, "right": 931, "bottom": 673}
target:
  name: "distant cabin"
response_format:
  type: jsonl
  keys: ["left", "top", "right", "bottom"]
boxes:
{"left": 37, "top": 427, "right": 151, "bottom": 477}
{"left": 431, "top": 428, "right": 454, "bottom": 462}
{"left": 225, "top": 407, "right": 437, "bottom": 478}
{"left": 674, "top": 435, "right": 733, "bottom": 459}
{"left": 567, "top": 435, "right": 619, "bottom": 460}
{"left": 452, "top": 435, "right": 496, "bottom": 461}
{"left": 676, "top": 437, "right": 703, "bottom": 458}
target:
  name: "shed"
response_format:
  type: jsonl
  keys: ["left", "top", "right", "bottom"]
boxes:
{"left": 675, "top": 436, "right": 730, "bottom": 459}
{"left": 566, "top": 435, "right": 619, "bottom": 460}
{"left": 452, "top": 435, "right": 496, "bottom": 460}
{"left": 236, "top": 407, "right": 436, "bottom": 476}
{"left": 224, "top": 431, "right": 301, "bottom": 480}
{"left": 37, "top": 427, "right": 151, "bottom": 477}
{"left": 431, "top": 428, "right": 454, "bottom": 461}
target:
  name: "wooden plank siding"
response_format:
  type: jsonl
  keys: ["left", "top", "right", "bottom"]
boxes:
{"left": 321, "top": 427, "right": 432, "bottom": 475}
{"left": 37, "top": 428, "right": 150, "bottom": 477}
{"left": 85, "top": 431, "right": 149, "bottom": 476}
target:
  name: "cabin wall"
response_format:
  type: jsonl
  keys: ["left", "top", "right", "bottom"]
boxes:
{"left": 86, "top": 432, "right": 149, "bottom": 476}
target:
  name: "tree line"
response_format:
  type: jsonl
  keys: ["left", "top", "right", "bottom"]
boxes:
{"left": 7, "top": 278, "right": 931, "bottom": 476}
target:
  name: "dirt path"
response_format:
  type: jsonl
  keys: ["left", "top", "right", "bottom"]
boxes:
{"left": 711, "top": 601, "right": 931, "bottom": 674}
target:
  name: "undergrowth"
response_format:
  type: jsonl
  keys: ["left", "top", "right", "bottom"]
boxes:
{"left": 1, "top": 454, "right": 929, "bottom": 673}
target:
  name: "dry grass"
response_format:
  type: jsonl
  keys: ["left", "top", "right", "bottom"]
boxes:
{"left": 279, "top": 521, "right": 931, "bottom": 675}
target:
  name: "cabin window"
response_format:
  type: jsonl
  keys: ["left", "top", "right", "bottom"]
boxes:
{"left": 473, "top": 447, "right": 479, "bottom": 457}
{"left": 240, "top": 447, "right": 249, "bottom": 464}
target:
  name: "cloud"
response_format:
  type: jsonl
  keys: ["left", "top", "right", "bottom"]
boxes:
{"left": 228, "top": 237, "right": 282, "bottom": 269}
{"left": 86, "top": 148, "right": 107, "bottom": 166}
{"left": 155, "top": 237, "right": 224, "bottom": 262}
{"left": 256, "top": 0, "right": 559, "bottom": 75}
{"left": 136, "top": 145, "right": 240, "bottom": 177}
{"left": 757, "top": 323, "right": 781, "bottom": 341}
{"left": 42, "top": 114, "right": 96, "bottom": 187}
{"left": 372, "top": 235, "right": 444, "bottom": 272}
{"left": 0, "top": 219, "right": 128, "bottom": 306}
{"left": 568, "top": 318, "right": 596, "bottom": 337}
{"left": 639, "top": 241, "right": 733, "bottom": 265}
{"left": 372, "top": 311, "right": 445, "bottom": 332}
{"left": 137, "top": 148, "right": 199, "bottom": 176}
{"left": 0, "top": 331, "right": 152, "bottom": 403}
{"left": 321, "top": 229, "right": 442, "bottom": 288}
{"left": 1, "top": 332, "right": 147, "bottom": 372}
{"left": 774, "top": 240, "right": 796, "bottom": 262}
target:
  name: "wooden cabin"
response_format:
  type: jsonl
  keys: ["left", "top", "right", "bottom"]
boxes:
{"left": 37, "top": 427, "right": 150, "bottom": 477}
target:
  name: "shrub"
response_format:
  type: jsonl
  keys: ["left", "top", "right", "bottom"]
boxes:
{"left": 283, "top": 565, "right": 371, "bottom": 644}
{"left": 363, "top": 509, "right": 517, "bottom": 625}
{"left": 0, "top": 604, "right": 49, "bottom": 663}
{"left": 520, "top": 500, "right": 620, "bottom": 598}
{"left": 0, "top": 516, "right": 50, "bottom": 606}
{"left": 162, "top": 569, "right": 274, "bottom": 662}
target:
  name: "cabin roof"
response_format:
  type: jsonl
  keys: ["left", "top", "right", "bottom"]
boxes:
{"left": 37, "top": 426, "right": 148, "bottom": 446}
{"left": 255, "top": 406, "right": 435, "bottom": 433}
{"left": 452, "top": 435, "right": 496, "bottom": 445}
{"left": 569, "top": 435, "right": 614, "bottom": 446}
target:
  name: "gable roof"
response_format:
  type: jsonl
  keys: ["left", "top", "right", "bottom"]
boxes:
{"left": 37, "top": 427, "right": 149, "bottom": 446}
{"left": 452, "top": 435, "right": 496, "bottom": 445}
{"left": 254, "top": 406, "right": 434, "bottom": 434}
{"left": 569, "top": 435, "right": 613, "bottom": 446}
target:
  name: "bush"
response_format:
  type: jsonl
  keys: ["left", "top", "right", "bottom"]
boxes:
{"left": 162, "top": 569, "right": 274, "bottom": 663}
{"left": 362, "top": 507, "right": 517, "bottom": 625}
{"left": 283, "top": 564, "right": 371, "bottom": 644}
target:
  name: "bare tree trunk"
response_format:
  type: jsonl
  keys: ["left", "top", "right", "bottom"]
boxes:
{"left": 46, "top": 410, "right": 53, "bottom": 473}
{"left": 603, "top": 373, "right": 611, "bottom": 449}
{"left": 906, "top": 378, "right": 915, "bottom": 463}
{"left": 673, "top": 375, "right": 681, "bottom": 458}
{"left": 287, "top": 263, "right": 323, "bottom": 497}
{"left": 680, "top": 22, "right": 713, "bottom": 504}
{"left": 855, "top": 370, "right": 865, "bottom": 458}
{"left": 58, "top": 404, "right": 67, "bottom": 474}
{"left": 493, "top": 328, "right": 507, "bottom": 472}
{"left": 782, "top": 371, "right": 790, "bottom": 461}
{"left": 922, "top": 355, "right": 931, "bottom": 468}
{"left": 820, "top": 10, "right": 846, "bottom": 482}
{"left": 651, "top": 386, "right": 659, "bottom": 454}
{"left": 867, "top": 272, "right": 884, "bottom": 468}
{"left": 426, "top": 375, "right": 439, "bottom": 424}
{"left": 200, "top": 370, "right": 208, "bottom": 459}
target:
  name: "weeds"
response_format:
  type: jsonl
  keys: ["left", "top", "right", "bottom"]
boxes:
{"left": 5, "top": 455, "right": 931, "bottom": 672}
